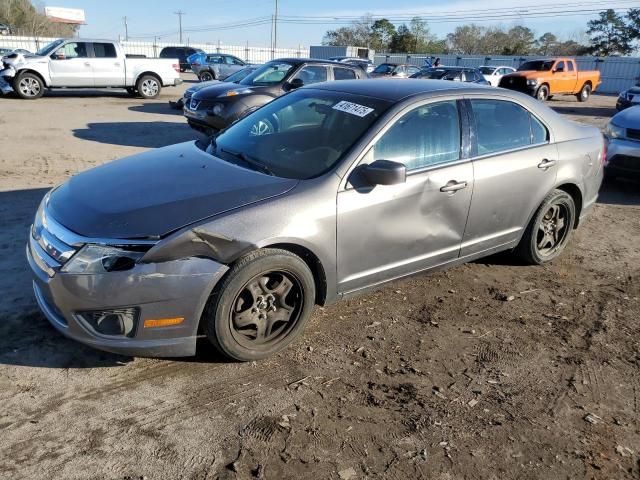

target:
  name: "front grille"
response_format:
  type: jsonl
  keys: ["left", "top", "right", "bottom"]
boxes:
{"left": 499, "top": 76, "right": 529, "bottom": 93}
{"left": 626, "top": 128, "right": 640, "bottom": 141}
{"left": 608, "top": 154, "right": 640, "bottom": 171}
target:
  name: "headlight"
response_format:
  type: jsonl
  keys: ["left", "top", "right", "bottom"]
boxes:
{"left": 604, "top": 122, "right": 625, "bottom": 139}
{"left": 527, "top": 79, "right": 539, "bottom": 86}
{"left": 224, "top": 88, "right": 252, "bottom": 97}
{"left": 62, "top": 245, "right": 145, "bottom": 274}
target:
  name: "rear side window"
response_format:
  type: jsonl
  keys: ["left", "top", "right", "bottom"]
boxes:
{"left": 567, "top": 62, "right": 574, "bottom": 72}
{"left": 334, "top": 67, "right": 356, "bottom": 80}
{"left": 207, "top": 55, "right": 223, "bottom": 64}
{"left": 160, "top": 48, "right": 176, "bottom": 57}
{"left": 370, "top": 100, "right": 461, "bottom": 171}
{"left": 93, "top": 43, "right": 117, "bottom": 58}
{"left": 470, "top": 100, "right": 548, "bottom": 155}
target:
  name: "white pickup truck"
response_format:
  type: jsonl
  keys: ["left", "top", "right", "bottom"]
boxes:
{"left": 11, "top": 38, "right": 182, "bottom": 99}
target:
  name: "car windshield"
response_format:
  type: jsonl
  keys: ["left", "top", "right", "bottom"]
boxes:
{"left": 239, "top": 61, "right": 295, "bottom": 86}
{"left": 479, "top": 67, "right": 496, "bottom": 75}
{"left": 36, "top": 39, "right": 64, "bottom": 56}
{"left": 225, "top": 67, "right": 257, "bottom": 83}
{"left": 518, "top": 60, "right": 554, "bottom": 71}
{"left": 208, "top": 89, "right": 392, "bottom": 180}
{"left": 373, "top": 63, "right": 396, "bottom": 74}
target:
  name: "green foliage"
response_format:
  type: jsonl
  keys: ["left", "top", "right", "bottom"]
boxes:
{"left": 587, "top": 9, "right": 632, "bottom": 55}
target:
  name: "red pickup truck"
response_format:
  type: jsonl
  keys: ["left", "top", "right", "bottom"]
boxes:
{"left": 499, "top": 57, "right": 602, "bottom": 102}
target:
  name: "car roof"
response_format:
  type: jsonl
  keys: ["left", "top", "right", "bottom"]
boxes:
{"left": 427, "top": 66, "right": 477, "bottom": 71}
{"left": 309, "top": 78, "right": 491, "bottom": 101}
{"left": 273, "top": 57, "right": 360, "bottom": 67}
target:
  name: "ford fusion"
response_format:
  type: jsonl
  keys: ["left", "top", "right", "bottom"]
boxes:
{"left": 28, "top": 80, "right": 605, "bottom": 361}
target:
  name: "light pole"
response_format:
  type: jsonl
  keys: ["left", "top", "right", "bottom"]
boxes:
{"left": 123, "top": 16, "right": 128, "bottom": 41}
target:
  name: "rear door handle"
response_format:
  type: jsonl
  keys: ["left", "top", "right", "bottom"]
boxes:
{"left": 538, "top": 159, "right": 557, "bottom": 170}
{"left": 440, "top": 180, "right": 468, "bottom": 193}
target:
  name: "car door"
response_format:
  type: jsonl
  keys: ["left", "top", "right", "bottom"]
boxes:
{"left": 336, "top": 99, "right": 474, "bottom": 294}
{"left": 553, "top": 60, "right": 575, "bottom": 93}
{"left": 48, "top": 41, "right": 93, "bottom": 87}
{"left": 460, "top": 97, "right": 558, "bottom": 257}
{"left": 90, "top": 42, "right": 125, "bottom": 87}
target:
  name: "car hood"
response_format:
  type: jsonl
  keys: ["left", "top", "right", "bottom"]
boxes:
{"left": 625, "top": 86, "right": 640, "bottom": 95}
{"left": 47, "top": 142, "right": 298, "bottom": 239}
{"left": 193, "top": 82, "right": 267, "bottom": 100}
{"left": 612, "top": 105, "right": 640, "bottom": 127}
{"left": 186, "top": 80, "right": 224, "bottom": 94}
{"left": 506, "top": 71, "right": 549, "bottom": 78}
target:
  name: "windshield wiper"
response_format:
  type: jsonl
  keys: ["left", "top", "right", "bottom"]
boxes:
{"left": 220, "top": 148, "right": 275, "bottom": 176}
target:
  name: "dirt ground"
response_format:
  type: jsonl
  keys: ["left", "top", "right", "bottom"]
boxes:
{"left": 0, "top": 77, "right": 638, "bottom": 480}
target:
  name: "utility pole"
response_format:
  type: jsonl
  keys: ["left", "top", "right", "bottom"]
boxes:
{"left": 273, "top": 0, "right": 279, "bottom": 52}
{"left": 123, "top": 16, "right": 128, "bottom": 41}
{"left": 174, "top": 10, "right": 185, "bottom": 44}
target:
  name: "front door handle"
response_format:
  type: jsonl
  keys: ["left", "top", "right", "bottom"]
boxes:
{"left": 538, "top": 159, "right": 557, "bottom": 170}
{"left": 440, "top": 180, "right": 468, "bottom": 193}
{"left": 84, "top": 61, "right": 91, "bottom": 67}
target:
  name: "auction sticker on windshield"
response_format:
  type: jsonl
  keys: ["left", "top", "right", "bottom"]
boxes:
{"left": 332, "top": 101, "right": 374, "bottom": 118}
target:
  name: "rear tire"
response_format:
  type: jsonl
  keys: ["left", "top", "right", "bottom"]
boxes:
{"left": 13, "top": 72, "right": 44, "bottom": 99}
{"left": 536, "top": 84, "right": 549, "bottom": 102}
{"left": 203, "top": 248, "right": 316, "bottom": 361}
{"left": 516, "top": 190, "right": 575, "bottom": 265}
{"left": 577, "top": 83, "right": 591, "bottom": 102}
{"left": 136, "top": 74, "right": 161, "bottom": 99}
{"left": 199, "top": 71, "right": 215, "bottom": 82}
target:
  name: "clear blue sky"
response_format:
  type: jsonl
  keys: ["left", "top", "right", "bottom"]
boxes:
{"left": 49, "top": 0, "right": 636, "bottom": 48}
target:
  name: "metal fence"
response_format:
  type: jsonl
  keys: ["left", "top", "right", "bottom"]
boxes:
{"left": 0, "top": 35, "right": 310, "bottom": 63}
{"left": 374, "top": 53, "right": 640, "bottom": 94}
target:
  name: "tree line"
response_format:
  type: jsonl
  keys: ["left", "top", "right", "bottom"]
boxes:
{"left": 323, "top": 9, "right": 640, "bottom": 57}
{"left": 1, "top": 0, "right": 78, "bottom": 37}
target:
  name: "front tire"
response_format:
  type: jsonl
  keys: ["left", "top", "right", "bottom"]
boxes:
{"left": 536, "top": 84, "right": 550, "bottom": 102}
{"left": 577, "top": 83, "right": 591, "bottom": 102}
{"left": 203, "top": 249, "right": 316, "bottom": 361}
{"left": 14, "top": 72, "right": 44, "bottom": 99}
{"left": 136, "top": 75, "right": 161, "bottom": 99}
{"left": 516, "top": 190, "right": 576, "bottom": 265}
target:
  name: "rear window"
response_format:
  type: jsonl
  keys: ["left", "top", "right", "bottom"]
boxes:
{"left": 334, "top": 67, "right": 357, "bottom": 80}
{"left": 93, "top": 43, "right": 117, "bottom": 58}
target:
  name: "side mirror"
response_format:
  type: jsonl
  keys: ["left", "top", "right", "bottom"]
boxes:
{"left": 362, "top": 160, "right": 406, "bottom": 186}
{"left": 285, "top": 78, "right": 304, "bottom": 91}
{"left": 52, "top": 52, "right": 65, "bottom": 60}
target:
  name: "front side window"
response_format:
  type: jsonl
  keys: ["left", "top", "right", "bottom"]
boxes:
{"left": 211, "top": 90, "right": 391, "bottom": 179}
{"left": 407, "top": 66, "right": 421, "bottom": 76}
{"left": 470, "top": 99, "right": 548, "bottom": 155}
{"left": 368, "top": 100, "right": 461, "bottom": 171}
{"left": 555, "top": 61, "right": 565, "bottom": 72}
{"left": 292, "top": 65, "right": 328, "bottom": 85}
{"left": 518, "top": 60, "right": 554, "bottom": 71}
{"left": 93, "top": 43, "right": 117, "bottom": 58}
{"left": 55, "top": 42, "right": 88, "bottom": 59}
{"left": 334, "top": 67, "right": 357, "bottom": 80}
{"left": 373, "top": 63, "right": 396, "bottom": 74}
{"left": 479, "top": 66, "right": 495, "bottom": 75}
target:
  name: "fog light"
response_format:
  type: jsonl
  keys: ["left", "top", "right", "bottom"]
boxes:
{"left": 77, "top": 308, "right": 139, "bottom": 337}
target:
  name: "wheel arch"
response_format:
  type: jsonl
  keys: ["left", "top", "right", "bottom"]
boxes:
{"left": 555, "top": 183, "right": 583, "bottom": 228}
{"left": 16, "top": 68, "right": 49, "bottom": 87}
{"left": 261, "top": 242, "right": 328, "bottom": 306}
{"left": 135, "top": 71, "right": 163, "bottom": 87}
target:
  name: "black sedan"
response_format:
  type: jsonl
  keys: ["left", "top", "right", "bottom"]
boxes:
{"left": 184, "top": 58, "right": 367, "bottom": 134}
{"left": 411, "top": 67, "right": 490, "bottom": 85}
{"left": 616, "top": 84, "right": 640, "bottom": 111}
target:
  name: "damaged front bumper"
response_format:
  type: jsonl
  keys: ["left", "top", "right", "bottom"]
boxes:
{"left": 27, "top": 222, "right": 228, "bottom": 357}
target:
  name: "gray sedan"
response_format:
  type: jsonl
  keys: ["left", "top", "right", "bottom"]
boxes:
{"left": 28, "top": 80, "right": 604, "bottom": 361}
{"left": 605, "top": 105, "right": 640, "bottom": 179}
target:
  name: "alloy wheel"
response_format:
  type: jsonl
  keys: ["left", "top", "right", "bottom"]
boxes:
{"left": 19, "top": 77, "right": 41, "bottom": 97}
{"left": 536, "top": 203, "right": 570, "bottom": 257}
{"left": 141, "top": 79, "right": 159, "bottom": 97}
{"left": 230, "top": 271, "right": 303, "bottom": 348}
